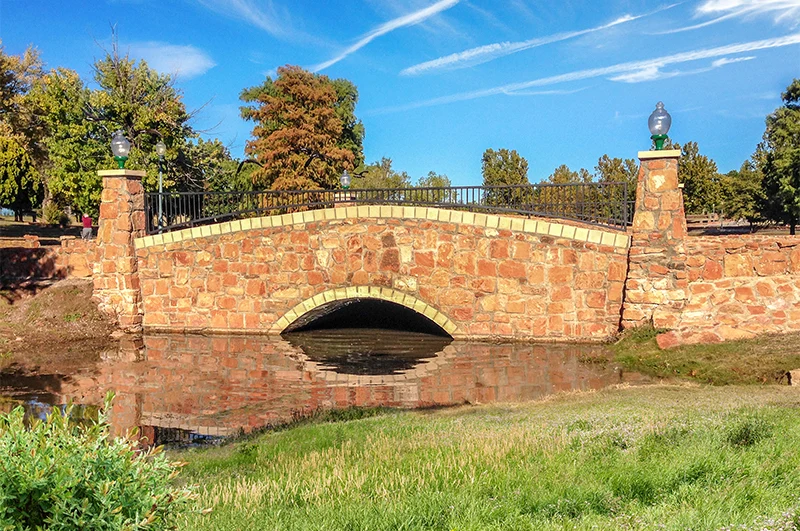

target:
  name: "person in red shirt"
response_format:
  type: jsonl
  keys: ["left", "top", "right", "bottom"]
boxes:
{"left": 81, "top": 214, "right": 92, "bottom": 240}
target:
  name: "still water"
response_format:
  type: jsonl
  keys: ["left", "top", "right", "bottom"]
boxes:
{"left": 0, "top": 330, "right": 646, "bottom": 446}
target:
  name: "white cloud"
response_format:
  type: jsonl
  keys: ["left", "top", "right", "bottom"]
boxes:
{"left": 195, "top": 0, "right": 288, "bottom": 37}
{"left": 608, "top": 55, "right": 755, "bottom": 83}
{"left": 372, "top": 33, "right": 800, "bottom": 113}
{"left": 128, "top": 42, "right": 216, "bottom": 80}
{"left": 400, "top": 6, "right": 678, "bottom": 76}
{"left": 658, "top": 0, "right": 800, "bottom": 33}
{"left": 312, "top": 0, "right": 460, "bottom": 72}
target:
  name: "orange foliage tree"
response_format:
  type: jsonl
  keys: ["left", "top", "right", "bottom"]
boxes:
{"left": 242, "top": 66, "right": 363, "bottom": 191}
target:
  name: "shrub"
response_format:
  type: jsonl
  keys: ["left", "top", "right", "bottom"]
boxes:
{"left": 0, "top": 393, "right": 195, "bottom": 530}
{"left": 42, "top": 202, "right": 70, "bottom": 227}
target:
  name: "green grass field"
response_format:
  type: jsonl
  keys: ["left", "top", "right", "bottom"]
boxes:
{"left": 176, "top": 384, "right": 800, "bottom": 530}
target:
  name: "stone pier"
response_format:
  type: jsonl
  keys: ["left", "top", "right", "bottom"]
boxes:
{"left": 92, "top": 169, "right": 146, "bottom": 332}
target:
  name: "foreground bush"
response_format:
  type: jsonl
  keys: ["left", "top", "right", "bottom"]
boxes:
{"left": 0, "top": 394, "right": 194, "bottom": 530}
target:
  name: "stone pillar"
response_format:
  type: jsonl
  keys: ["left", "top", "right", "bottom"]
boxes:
{"left": 622, "top": 150, "right": 688, "bottom": 329}
{"left": 92, "top": 169, "right": 146, "bottom": 332}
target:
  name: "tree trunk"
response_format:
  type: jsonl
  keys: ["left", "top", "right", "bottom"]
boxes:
{"left": 791, "top": 223, "right": 796, "bottom": 236}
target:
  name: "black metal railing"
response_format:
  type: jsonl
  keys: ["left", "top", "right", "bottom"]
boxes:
{"left": 144, "top": 182, "right": 634, "bottom": 235}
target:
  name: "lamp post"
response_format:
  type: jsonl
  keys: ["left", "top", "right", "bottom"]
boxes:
{"left": 110, "top": 130, "right": 131, "bottom": 168}
{"left": 155, "top": 141, "right": 166, "bottom": 230}
{"left": 648, "top": 101, "right": 672, "bottom": 151}
{"left": 340, "top": 170, "right": 351, "bottom": 190}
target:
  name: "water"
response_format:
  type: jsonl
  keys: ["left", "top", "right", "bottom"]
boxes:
{"left": 0, "top": 330, "right": 646, "bottom": 446}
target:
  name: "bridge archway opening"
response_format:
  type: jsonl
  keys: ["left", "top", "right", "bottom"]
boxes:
{"left": 282, "top": 298, "right": 451, "bottom": 337}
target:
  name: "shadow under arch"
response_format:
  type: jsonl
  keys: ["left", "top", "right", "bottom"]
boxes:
{"left": 271, "top": 287, "right": 458, "bottom": 338}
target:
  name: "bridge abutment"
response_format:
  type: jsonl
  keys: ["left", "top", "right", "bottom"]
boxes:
{"left": 92, "top": 169, "right": 146, "bottom": 332}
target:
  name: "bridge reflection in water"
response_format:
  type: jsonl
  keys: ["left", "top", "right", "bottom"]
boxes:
{"left": 0, "top": 332, "right": 647, "bottom": 447}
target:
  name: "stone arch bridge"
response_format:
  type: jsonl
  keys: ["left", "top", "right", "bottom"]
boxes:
{"left": 91, "top": 152, "right": 800, "bottom": 346}
{"left": 130, "top": 205, "right": 630, "bottom": 341}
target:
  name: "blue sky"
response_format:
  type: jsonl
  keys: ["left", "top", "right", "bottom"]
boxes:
{"left": 1, "top": 0, "right": 799, "bottom": 185}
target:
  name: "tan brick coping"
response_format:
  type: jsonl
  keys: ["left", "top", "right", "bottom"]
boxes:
{"left": 134, "top": 206, "right": 630, "bottom": 250}
{"left": 270, "top": 286, "right": 459, "bottom": 337}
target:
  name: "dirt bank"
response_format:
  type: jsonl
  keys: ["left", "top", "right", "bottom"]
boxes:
{"left": 0, "top": 279, "right": 118, "bottom": 373}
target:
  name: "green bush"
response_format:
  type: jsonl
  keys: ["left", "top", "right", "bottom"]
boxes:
{"left": 0, "top": 393, "right": 195, "bottom": 530}
{"left": 42, "top": 202, "right": 70, "bottom": 227}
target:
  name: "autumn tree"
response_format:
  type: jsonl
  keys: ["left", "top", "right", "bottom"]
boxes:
{"left": 761, "top": 78, "right": 800, "bottom": 234}
{"left": 241, "top": 65, "right": 364, "bottom": 190}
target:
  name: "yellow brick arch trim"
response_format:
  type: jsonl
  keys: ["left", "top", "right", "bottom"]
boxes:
{"left": 270, "top": 286, "right": 459, "bottom": 337}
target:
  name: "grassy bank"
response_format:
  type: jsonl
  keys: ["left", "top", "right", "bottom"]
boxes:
{"left": 178, "top": 385, "right": 800, "bottom": 530}
{"left": 606, "top": 326, "right": 800, "bottom": 385}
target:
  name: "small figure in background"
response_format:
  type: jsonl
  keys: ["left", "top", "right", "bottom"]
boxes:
{"left": 81, "top": 214, "right": 93, "bottom": 240}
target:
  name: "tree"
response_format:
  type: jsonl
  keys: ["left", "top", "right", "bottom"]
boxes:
{"left": 414, "top": 171, "right": 454, "bottom": 203}
{"left": 88, "top": 41, "right": 195, "bottom": 192}
{"left": 27, "top": 67, "right": 106, "bottom": 217}
{"left": 241, "top": 65, "right": 364, "bottom": 190}
{"left": 595, "top": 155, "right": 639, "bottom": 225}
{"left": 678, "top": 141, "right": 721, "bottom": 215}
{"left": 0, "top": 137, "right": 41, "bottom": 220}
{"left": 481, "top": 148, "right": 529, "bottom": 186}
{"left": 720, "top": 160, "right": 764, "bottom": 230}
{"left": 481, "top": 148, "right": 529, "bottom": 207}
{"left": 0, "top": 44, "right": 45, "bottom": 166}
{"left": 761, "top": 78, "right": 800, "bottom": 234}
{"left": 353, "top": 157, "right": 411, "bottom": 190}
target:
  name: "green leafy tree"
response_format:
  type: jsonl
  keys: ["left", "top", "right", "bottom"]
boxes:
{"left": 481, "top": 148, "right": 530, "bottom": 207}
{"left": 761, "top": 78, "right": 800, "bottom": 234}
{"left": 88, "top": 42, "right": 194, "bottom": 192}
{"left": 720, "top": 159, "right": 764, "bottom": 230}
{"left": 28, "top": 67, "right": 105, "bottom": 218}
{"left": 481, "top": 148, "right": 529, "bottom": 186}
{"left": 595, "top": 155, "right": 639, "bottom": 225}
{"left": 413, "top": 171, "right": 454, "bottom": 203}
{"left": 0, "top": 136, "right": 42, "bottom": 220}
{"left": 0, "top": 44, "right": 45, "bottom": 167}
{"left": 679, "top": 141, "right": 721, "bottom": 215}
{"left": 240, "top": 65, "right": 364, "bottom": 190}
{"left": 353, "top": 157, "right": 411, "bottom": 190}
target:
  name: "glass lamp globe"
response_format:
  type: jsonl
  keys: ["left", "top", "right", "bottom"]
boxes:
{"left": 155, "top": 141, "right": 167, "bottom": 157}
{"left": 340, "top": 170, "right": 351, "bottom": 190}
{"left": 111, "top": 130, "right": 131, "bottom": 168}
{"left": 648, "top": 102, "right": 672, "bottom": 150}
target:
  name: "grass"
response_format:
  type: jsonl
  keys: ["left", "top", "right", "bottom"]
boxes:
{"left": 605, "top": 326, "right": 800, "bottom": 385}
{"left": 176, "top": 385, "right": 800, "bottom": 530}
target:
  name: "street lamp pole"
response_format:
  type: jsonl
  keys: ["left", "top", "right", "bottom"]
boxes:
{"left": 155, "top": 141, "right": 166, "bottom": 230}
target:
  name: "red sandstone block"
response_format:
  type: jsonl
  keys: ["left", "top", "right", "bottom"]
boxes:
{"left": 551, "top": 286, "right": 572, "bottom": 301}
{"left": 548, "top": 265, "right": 573, "bottom": 284}
{"left": 415, "top": 251, "right": 435, "bottom": 267}
{"left": 477, "top": 259, "right": 496, "bottom": 277}
{"left": 490, "top": 240, "right": 510, "bottom": 259}
{"left": 499, "top": 261, "right": 526, "bottom": 279}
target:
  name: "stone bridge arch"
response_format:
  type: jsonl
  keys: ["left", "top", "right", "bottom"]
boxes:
{"left": 271, "top": 286, "right": 458, "bottom": 336}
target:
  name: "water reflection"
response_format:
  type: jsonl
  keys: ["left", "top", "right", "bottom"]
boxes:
{"left": 0, "top": 331, "right": 646, "bottom": 446}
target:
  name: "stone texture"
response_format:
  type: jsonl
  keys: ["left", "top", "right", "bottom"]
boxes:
{"left": 92, "top": 170, "right": 146, "bottom": 332}
{"left": 135, "top": 215, "right": 629, "bottom": 341}
{"left": 622, "top": 153, "right": 687, "bottom": 330}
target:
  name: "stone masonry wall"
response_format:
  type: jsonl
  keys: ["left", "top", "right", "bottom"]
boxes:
{"left": 134, "top": 208, "right": 630, "bottom": 341}
{"left": 656, "top": 235, "right": 800, "bottom": 348}
{"left": 0, "top": 236, "right": 94, "bottom": 283}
